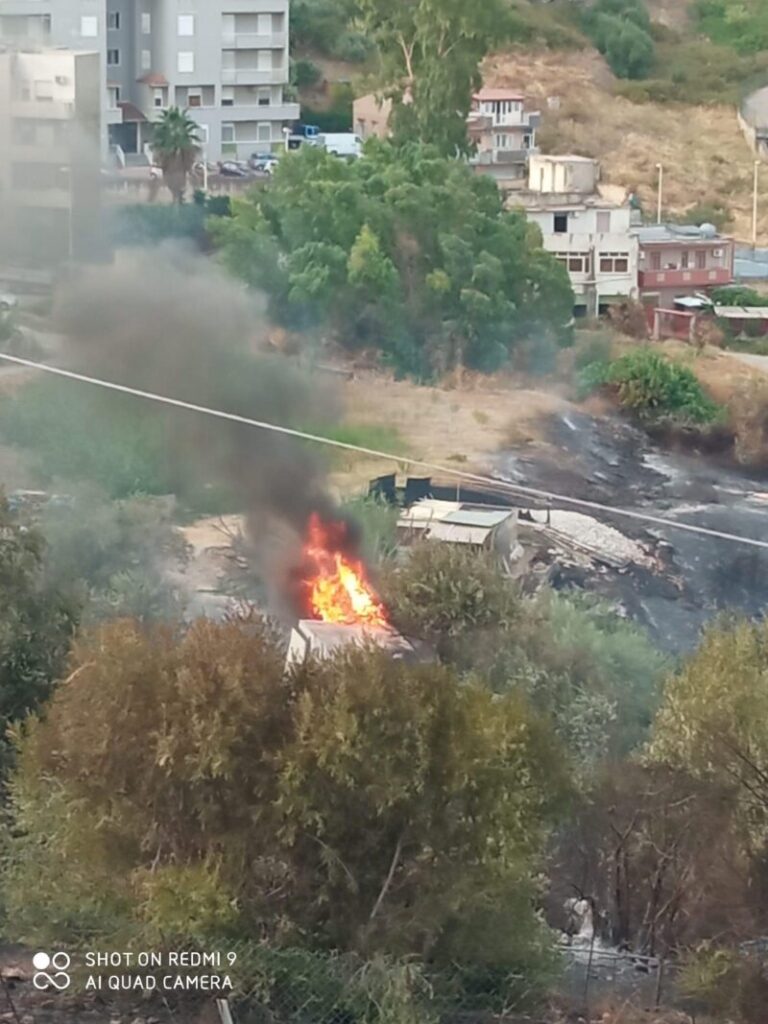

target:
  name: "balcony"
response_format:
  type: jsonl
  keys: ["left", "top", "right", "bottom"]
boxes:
{"left": 222, "top": 32, "right": 286, "bottom": 49}
{"left": 221, "top": 68, "right": 287, "bottom": 86}
{"left": 471, "top": 147, "right": 536, "bottom": 166}
{"left": 10, "top": 99, "right": 75, "bottom": 120}
{"left": 638, "top": 267, "right": 732, "bottom": 289}
{"left": 224, "top": 102, "right": 300, "bottom": 121}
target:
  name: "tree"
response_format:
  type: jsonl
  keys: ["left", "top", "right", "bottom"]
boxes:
{"left": 209, "top": 143, "right": 573, "bottom": 376}
{"left": 0, "top": 496, "right": 78, "bottom": 773}
{"left": 649, "top": 616, "right": 768, "bottom": 840}
{"left": 355, "top": 0, "right": 510, "bottom": 154}
{"left": 151, "top": 107, "right": 201, "bottom": 203}
{"left": 384, "top": 544, "right": 666, "bottom": 771}
{"left": 583, "top": 0, "right": 655, "bottom": 80}
{"left": 5, "top": 616, "right": 566, "bottom": 986}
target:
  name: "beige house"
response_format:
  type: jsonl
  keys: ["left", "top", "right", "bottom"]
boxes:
{"left": 353, "top": 92, "right": 393, "bottom": 140}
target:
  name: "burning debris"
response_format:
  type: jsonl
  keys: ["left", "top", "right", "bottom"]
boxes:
{"left": 299, "top": 512, "right": 387, "bottom": 626}
{"left": 285, "top": 511, "right": 429, "bottom": 669}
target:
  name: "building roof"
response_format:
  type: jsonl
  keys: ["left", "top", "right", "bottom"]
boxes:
{"left": 474, "top": 88, "right": 524, "bottom": 101}
{"left": 137, "top": 72, "right": 168, "bottom": 86}
{"left": 531, "top": 153, "right": 597, "bottom": 163}
{"left": 713, "top": 305, "right": 768, "bottom": 319}
{"left": 634, "top": 224, "right": 730, "bottom": 245}
{"left": 397, "top": 500, "right": 516, "bottom": 544}
{"left": 118, "top": 101, "right": 148, "bottom": 123}
{"left": 286, "top": 620, "right": 429, "bottom": 665}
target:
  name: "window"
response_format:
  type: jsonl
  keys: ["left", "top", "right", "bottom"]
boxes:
{"left": 197, "top": 123, "right": 209, "bottom": 143}
{"left": 141, "top": 12, "right": 151, "bottom": 33}
{"left": 257, "top": 49, "right": 272, "bottom": 71}
{"left": 257, "top": 13, "right": 272, "bottom": 34}
{"left": 222, "top": 122, "right": 235, "bottom": 143}
{"left": 178, "top": 14, "right": 195, "bottom": 36}
{"left": 177, "top": 51, "right": 194, "bottom": 73}
{"left": 494, "top": 133, "right": 509, "bottom": 149}
{"left": 107, "top": 11, "right": 120, "bottom": 30}
{"left": 258, "top": 87, "right": 271, "bottom": 107}
{"left": 554, "top": 212, "right": 568, "bottom": 233}
{"left": 141, "top": 49, "right": 151, "bottom": 70}
{"left": 522, "top": 134, "right": 531, "bottom": 149}
{"left": 153, "top": 88, "right": 164, "bottom": 109}
{"left": 568, "top": 255, "right": 586, "bottom": 273}
{"left": 257, "top": 122, "right": 272, "bottom": 142}
{"left": 34, "top": 79, "right": 53, "bottom": 100}
{"left": 222, "top": 86, "right": 234, "bottom": 107}
{"left": 80, "top": 15, "right": 98, "bottom": 37}
{"left": 696, "top": 250, "right": 707, "bottom": 270}
{"left": 107, "top": 49, "right": 120, "bottom": 66}
{"left": 188, "top": 90, "right": 202, "bottom": 108}
{"left": 681, "top": 250, "right": 689, "bottom": 269}
{"left": 650, "top": 250, "right": 661, "bottom": 271}
{"left": 599, "top": 253, "right": 630, "bottom": 274}
{"left": 596, "top": 210, "right": 611, "bottom": 233}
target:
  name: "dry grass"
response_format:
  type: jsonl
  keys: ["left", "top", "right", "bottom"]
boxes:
{"left": 485, "top": 47, "right": 765, "bottom": 242}
{"left": 330, "top": 367, "right": 567, "bottom": 494}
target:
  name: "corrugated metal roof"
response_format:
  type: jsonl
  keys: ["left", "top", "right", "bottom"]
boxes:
{"left": 441, "top": 508, "right": 513, "bottom": 528}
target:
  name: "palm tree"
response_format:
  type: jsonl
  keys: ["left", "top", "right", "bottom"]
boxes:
{"left": 151, "top": 107, "right": 200, "bottom": 204}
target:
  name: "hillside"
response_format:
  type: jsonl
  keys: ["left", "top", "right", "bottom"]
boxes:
{"left": 485, "top": 46, "right": 766, "bottom": 241}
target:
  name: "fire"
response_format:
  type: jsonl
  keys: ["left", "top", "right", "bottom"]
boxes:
{"left": 301, "top": 512, "right": 388, "bottom": 626}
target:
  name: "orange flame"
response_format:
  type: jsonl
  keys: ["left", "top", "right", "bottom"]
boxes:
{"left": 302, "top": 512, "right": 388, "bottom": 626}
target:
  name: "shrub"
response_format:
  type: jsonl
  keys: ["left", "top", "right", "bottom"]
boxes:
{"left": 605, "top": 19, "right": 655, "bottom": 79}
{"left": 292, "top": 57, "right": 322, "bottom": 89}
{"left": 679, "top": 945, "right": 768, "bottom": 1024}
{"left": 679, "top": 201, "right": 733, "bottom": 232}
{"left": 581, "top": 349, "right": 724, "bottom": 424}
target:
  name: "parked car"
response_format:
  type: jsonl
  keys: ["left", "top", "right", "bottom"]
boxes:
{"left": 318, "top": 133, "right": 363, "bottom": 159}
{"left": 0, "top": 292, "right": 18, "bottom": 312}
{"left": 249, "top": 153, "right": 279, "bottom": 174}
{"left": 219, "top": 161, "right": 249, "bottom": 177}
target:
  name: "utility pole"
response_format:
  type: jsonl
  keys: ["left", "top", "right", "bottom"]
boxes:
{"left": 655, "top": 163, "right": 663, "bottom": 224}
{"left": 753, "top": 159, "right": 760, "bottom": 248}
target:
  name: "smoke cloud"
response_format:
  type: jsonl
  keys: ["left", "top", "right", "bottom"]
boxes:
{"left": 53, "top": 244, "right": 352, "bottom": 614}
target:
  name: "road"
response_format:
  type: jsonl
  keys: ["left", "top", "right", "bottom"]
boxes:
{"left": 726, "top": 350, "right": 768, "bottom": 374}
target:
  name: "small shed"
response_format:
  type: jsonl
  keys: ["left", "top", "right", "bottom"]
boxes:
{"left": 712, "top": 305, "right": 768, "bottom": 336}
{"left": 285, "top": 620, "right": 430, "bottom": 672}
{"left": 396, "top": 500, "right": 523, "bottom": 570}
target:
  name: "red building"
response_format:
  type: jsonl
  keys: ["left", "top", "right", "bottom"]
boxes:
{"left": 634, "top": 223, "right": 734, "bottom": 308}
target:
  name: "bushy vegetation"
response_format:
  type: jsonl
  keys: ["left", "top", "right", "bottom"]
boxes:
{"left": 0, "top": 497, "right": 78, "bottom": 774}
{"left": 209, "top": 143, "right": 573, "bottom": 377}
{"left": 581, "top": 348, "right": 724, "bottom": 425}
{"left": 383, "top": 545, "right": 667, "bottom": 770}
{"left": 4, "top": 615, "right": 565, "bottom": 1008}
{"left": 112, "top": 194, "right": 232, "bottom": 249}
{"left": 696, "top": 0, "right": 768, "bottom": 55}
{"left": 583, "top": 0, "right": 655, "bottom": 80}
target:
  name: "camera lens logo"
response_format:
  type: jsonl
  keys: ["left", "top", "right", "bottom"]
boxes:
{"left": 32, "top": 952, "right": 71, "bottom": 991}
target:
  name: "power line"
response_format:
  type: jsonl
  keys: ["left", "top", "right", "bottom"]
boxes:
{"left": 1, "top": 350, "right": 767, "bottom": 552}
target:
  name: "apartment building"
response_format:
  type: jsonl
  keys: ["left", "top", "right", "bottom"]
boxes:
{"left": 105, "top": 0, "right": 299, "bottom": 160}
{"left": 0, "top": 0, "right": 114, "bottom": 151}
{"left": 467, "top": 88, "right": 539, "bottom": 187}
{"left": 634, "top": 224, "right": 735, "bottom": 308}
{"left": 515, "top": 155, "right": 639, "bottom": 315}
{"left": 0, "top": 2, "right": 299, "bottom": 163}
{"left": 0, "top": 47, "right": 102, "bottom": 264}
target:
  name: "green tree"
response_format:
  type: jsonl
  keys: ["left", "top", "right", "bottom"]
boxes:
{"left": 649, "top": 616, "right": 768, "bottom": 840}
{"left": 209, "top": 143, "right": 573, "bottom": 376}
{"left": 356, "top": 0, "right": 509, "bottom": 154}
{"left": 583, "top": 0, "right": 655, "bottom": 80}
{"left": 384, "top": 545, "right": 666, "bottom": 770}
{"left": 151, "top": 107, "right": 201, "bottom": 203}
{"left": 5, "top": 616, "right": 566, "bottom": 981}
{"left": 0, "top": 496, "right": 78, "bottom": 773}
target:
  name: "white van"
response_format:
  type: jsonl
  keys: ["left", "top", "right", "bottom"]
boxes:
{"left": 318, "top": 133, "right": 363, "bottom": 159}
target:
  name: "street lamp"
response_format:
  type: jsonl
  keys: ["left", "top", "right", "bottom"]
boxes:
{"left": 753, "top": 159, "right": 760, "bottom": 248}
{"left": 655, "top": 162, "right": 663, "bottom": 225}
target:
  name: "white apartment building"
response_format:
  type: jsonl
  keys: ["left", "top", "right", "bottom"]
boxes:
{"left": 515, "top": 155, "right": 639, "bottom": 315}
{"left": 0, "top": 47, "right": 103, "bottom": 264}
{"left": 0, "top": 2, "right": 300, "bottom": 162}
